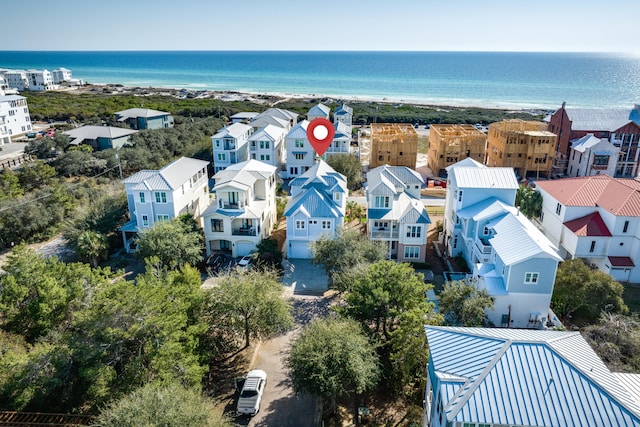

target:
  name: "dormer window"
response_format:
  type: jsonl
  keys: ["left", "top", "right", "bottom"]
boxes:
{"left": 374, "top": 196, "right": 389, "bottom": 208}
{"left": 334, "top": 192, "right": 341, "bottom": 201}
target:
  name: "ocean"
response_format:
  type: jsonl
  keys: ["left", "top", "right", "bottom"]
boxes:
{"left": 1, "top": 51, "right": 639, "bottom": 110}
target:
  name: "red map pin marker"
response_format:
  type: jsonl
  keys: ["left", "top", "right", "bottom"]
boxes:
{"left": 307, "top": 118, "right": 335, "bottom": 156}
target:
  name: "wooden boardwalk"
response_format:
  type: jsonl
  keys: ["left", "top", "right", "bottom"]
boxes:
{"left": 0, "top": 412, "right": 92, "bottom": 427}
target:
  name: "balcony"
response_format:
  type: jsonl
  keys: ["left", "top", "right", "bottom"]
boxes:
{"left": 249, "top": 144, "right": 257, "bottom": 151}
{"left": 370, "top": 228, "right": 399, "bottom": 239}
{"left": 218, "top": 199, "right": 245, "bottom": 210}
{"left": 232, "top": 227, "right": 257, "bottom": 236}
{"left": 475, "top": 238, "right": 492, "bottom": 254}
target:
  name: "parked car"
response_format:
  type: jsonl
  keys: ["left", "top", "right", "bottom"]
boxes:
{"left": 237, "top": 255, "right": 252, "bottom": 270}
{"left": 237, "top": 369, "right": 267, "bottom": 416}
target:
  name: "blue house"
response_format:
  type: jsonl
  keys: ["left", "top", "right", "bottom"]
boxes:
{"left": 443, "top": 158, "right": 562, "bottom": 328}
{"left": 115, "top": 108, "right": 174, "bottom": 130}
{"left": 423, "top": 326, "right": 640, "bottom": 427}
{"left": 63, "top": 125, "right": 138, "bottom": 150}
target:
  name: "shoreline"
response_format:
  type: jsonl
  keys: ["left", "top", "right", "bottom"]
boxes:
{"left": 70, "top": 83, "right": 554, "bottom": 115}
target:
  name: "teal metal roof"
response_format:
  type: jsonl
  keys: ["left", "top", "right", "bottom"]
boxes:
{"left": 426, "top": 327, "right": 640, "bottom": 427}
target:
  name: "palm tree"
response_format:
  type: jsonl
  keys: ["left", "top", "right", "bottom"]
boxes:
{"left": 75, "top": 230, "right": 108, "bottom": 267}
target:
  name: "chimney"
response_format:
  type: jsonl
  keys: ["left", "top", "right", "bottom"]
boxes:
{"left": 561, "top": 101, "right": 566, "bottom": 109}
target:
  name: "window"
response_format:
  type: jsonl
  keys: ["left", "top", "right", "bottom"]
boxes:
{"left": 406, "top": 226, "right": 421, "bottom": 238}
{"left": 623, "top": 220, "right": 629, "bottom": 233}
{"left": 139, "top": 192, "right": 145, "bottom": 203}
{"left": 590, "top": 240, "right": 596, "bottom": 253}
{"left": 217, "top": 153, "right": 226, "bottom": 161}
{"left": 322, "top": 220, "right": 331, "bottom": 229}
{"left": 555, "top": 203, "right": 562, "bottom": 215}
{"left": 260, "top": 155, "right": 265, "bottom": 160}
{"left": 295, "top": 220, "right": 306, "bottom": 229}
{"left": 157, "top": 214, "right": 169, "bottom": 222}
{"left": 334, "top": 192, "right": 341, "bottom": 201}
{"left": 453, "top": 238, "right": 458, "bottom": 249}
{"left": 294, "top": 153, "right": 305, "bottom": 160}
{"left": 155, "top": 192, "right": 167, "bottom": 203}
{"left": 295, "top": 139, "right": 304, "bottom": 147}
{"left": 211, "top": 219, "right": 224, "bottom": 232}
{"left": 458, "top": 190, "right": 463, "bottom": 202}
{"left": 374, "top": 221, "right": 388, "bottom": 229}
{"left": 374, "top": 196, "right": 389, "bottom": 208}
{"left": 142, "top": 215, "right": 149, "bottom": 227}
{"left": 483, "top": 226, "right": 489, "bottom": 235}
{"left": 265, "top": 155, "right": 270, "bottom": 161}
{"left": 524, "top": 272, "right": 539, "bottom": 284}
{"left": 404, "top": 246, "right": 420, "bottom": 259}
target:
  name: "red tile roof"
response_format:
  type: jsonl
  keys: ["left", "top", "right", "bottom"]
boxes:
{"left": 608, "top": 256, "right": 635, "bottom": 267}
{"left": 564, "top": 212, "right": 611, "bottom": 237}
{"left": 536, "top": 175, "right": 640, "bottom": 216}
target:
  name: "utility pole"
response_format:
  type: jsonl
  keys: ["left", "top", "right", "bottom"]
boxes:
{"left": 115, "top": 153, "right": 123, "bottom": 180}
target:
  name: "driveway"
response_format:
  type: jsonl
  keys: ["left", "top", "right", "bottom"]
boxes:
{"left": 233, "top": 260, "right": 330, "bottom": 426}
{"left": 281, "top": 259, "right": 329, "bottom": 295}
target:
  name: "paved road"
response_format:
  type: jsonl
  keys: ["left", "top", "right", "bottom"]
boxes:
{"left": 233, "top": 260, "right": 329, "bottom": 426}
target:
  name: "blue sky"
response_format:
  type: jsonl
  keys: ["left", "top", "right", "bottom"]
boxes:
{"left": 2, "top": 0, "right": 638, "bottom": 54}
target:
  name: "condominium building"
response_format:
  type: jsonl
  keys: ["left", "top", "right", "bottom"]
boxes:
{"left": 485, "top": 119, "right": 557, "bottom": 179}
{"left": 547, "top": 103, "right": 640, "bottom": 177}
{"left": 0, "top": 94, "right": 32, "bottom": 139}
{"left": 369, "top": 123, "right": 418, "bottom": 169}
{"left": 428, "top": 124, "right": 487, "bottom": 176}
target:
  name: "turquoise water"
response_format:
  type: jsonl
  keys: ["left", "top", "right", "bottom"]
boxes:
{"left": 1, "top": 51, "right": 639, "bottom": 109}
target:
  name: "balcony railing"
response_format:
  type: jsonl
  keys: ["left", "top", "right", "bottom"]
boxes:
{"left": 218, "top": 200, "right": 245, "bottom": 209}
{"left": 370, "top": 229, "right": 399, "bottom": 239}
{"left": 475, "top": 239, "right": 492, "bottom": 254}
{"left": 232, "top": 227, "right": 257, "bottom": 236}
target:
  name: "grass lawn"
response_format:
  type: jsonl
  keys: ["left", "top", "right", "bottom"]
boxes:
{"left": 623, "top": 285, "right": 640, "bottom": 314}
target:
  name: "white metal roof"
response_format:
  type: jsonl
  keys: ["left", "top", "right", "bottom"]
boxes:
{"left": 451, "top": 166, "right": 518, "bottom": 190}
{"left": 212, "top": 122, "right": 252, "bottom": 139}
{"left": 114, "top": 107, "right": 171, "bottom": 119}
{"left": 248, "top": 124, "right": 285, "bottom": 142}
{"left": 565, "top": 108, "right": 638, "bottom": 132}
{"left": 124, "top": 157, "right": 208, "bottom": 191}
{"left": 286, "top": 120, "right": 309, "bottom": 139}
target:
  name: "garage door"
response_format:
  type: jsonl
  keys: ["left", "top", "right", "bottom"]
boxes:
{"left": 289, "top": 241, "right": 312, "bottom": 259}
{"left": 236, "top": 241, "right": 255, "bottom": 256}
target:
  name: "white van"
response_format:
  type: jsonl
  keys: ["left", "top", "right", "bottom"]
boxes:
{"left": 237, "top": 369, "right": 267, "bottom": 416}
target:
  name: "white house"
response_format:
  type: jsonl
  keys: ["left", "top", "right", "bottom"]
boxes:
{"left": 321, "top": 121, "right": 352, "bottom": 160}
{"left": 2, "top": 70, "right": 29, "bottom": 91}
{"left": 366, "top": 164, "right": 430, "bottom": 262}
{"left": 120, "top": 157, "right": 210, "bottom": 253}
{"left": 285, "top": 120, "right": 316, "bottom": 178}
{"left": 26, "top": 69, "right": 56, "bottom": 91}
{"left": 0, "top": 94, "right": 32, "bottom": 139}
{"left": 211, "top": 122, "right": 253, "bottom": 173}
{"left": 201, "top": 159, "right": 277, "bottom": 258}
{"left": 334, "top": 104, "right": 353, "bottom": 126}
{"left": 248, "top": 124, "right": 286, "bottom": 169}
{"left": 284, "top": 161, "right": 347, "bottom": 258}
{"left": 307, "top": 103, "right": 330, "bottom": 121}
{"left": 51, "top": 68, "right": 72, "bottom": 84}
{"left": 423, "top": 326, "right": 640, "bottom": 427}
{"left": 250, "top": 108, "right": 297, "bottom": 132}
{"left": 536, "top": 175, "right": 640, "bottom": 282}
{"left": 230, "top": 112, "right": 258, "bottom": 124}
{"left": 444, "top": 158, "right": 562, "bottom": 328}
{"left": 0, "top": 101, "right": 10, "bottom": 145}
{"left": 567, "top": 133, "right": 620, "bottom": 178}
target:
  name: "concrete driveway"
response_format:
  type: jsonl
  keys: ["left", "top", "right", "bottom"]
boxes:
{"left": 282, "top": 259, "right": 329, "bottom": 295}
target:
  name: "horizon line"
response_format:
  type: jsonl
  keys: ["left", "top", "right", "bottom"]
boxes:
{"left": 0, "top": 49, "right": 636, "bottom": 55}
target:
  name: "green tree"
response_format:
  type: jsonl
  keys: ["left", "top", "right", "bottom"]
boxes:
{"left": 582, "top": 312, "right": 640, "bottom": 372}
{"left": 326, "top": 153, "right": 363, "bottom": 190}
{"left": 0, "top": 245, "right": 100, "bottom": 341}
{"left": 94, "top": 381, "right": 232, "bottom": 427}
{"left": 438, "top": 281, "right": 495, "bottom": 326}
{"left": 339, "top": 260, "right": 438, "bottom": 339}
{"left": 72, "top": 264, "right": 208, "bottom": 408}
{"left": 515, "top": 185, "right": 543, "bottom": 219}
{"left": 0, "top": 169, "right": 23, "bottom": 200}
{"left": 18, "top": 161, "right": 57, "bottom": 191}
{"left": 312, "top": 229, "right": 386, "bottom": 286}
{"left": 205, "top": 269, "right": 293, "bottom": 348}
{"left": 345, "top": 200, "right": 365, "bottom": 222}
{"left": 74, "top": 230, "right": 109, "bottom": 267}
{"left": 255, "top": 237, "right": 283, "bottom": 269}
{"left": 552, "top": 258, "right": 628, "bottom": 322}
{"left": 136, "top": 214, "right": 204, "bottom": 269}
{"left": 286, "top": 317, "right": 379, "bottom": 414}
